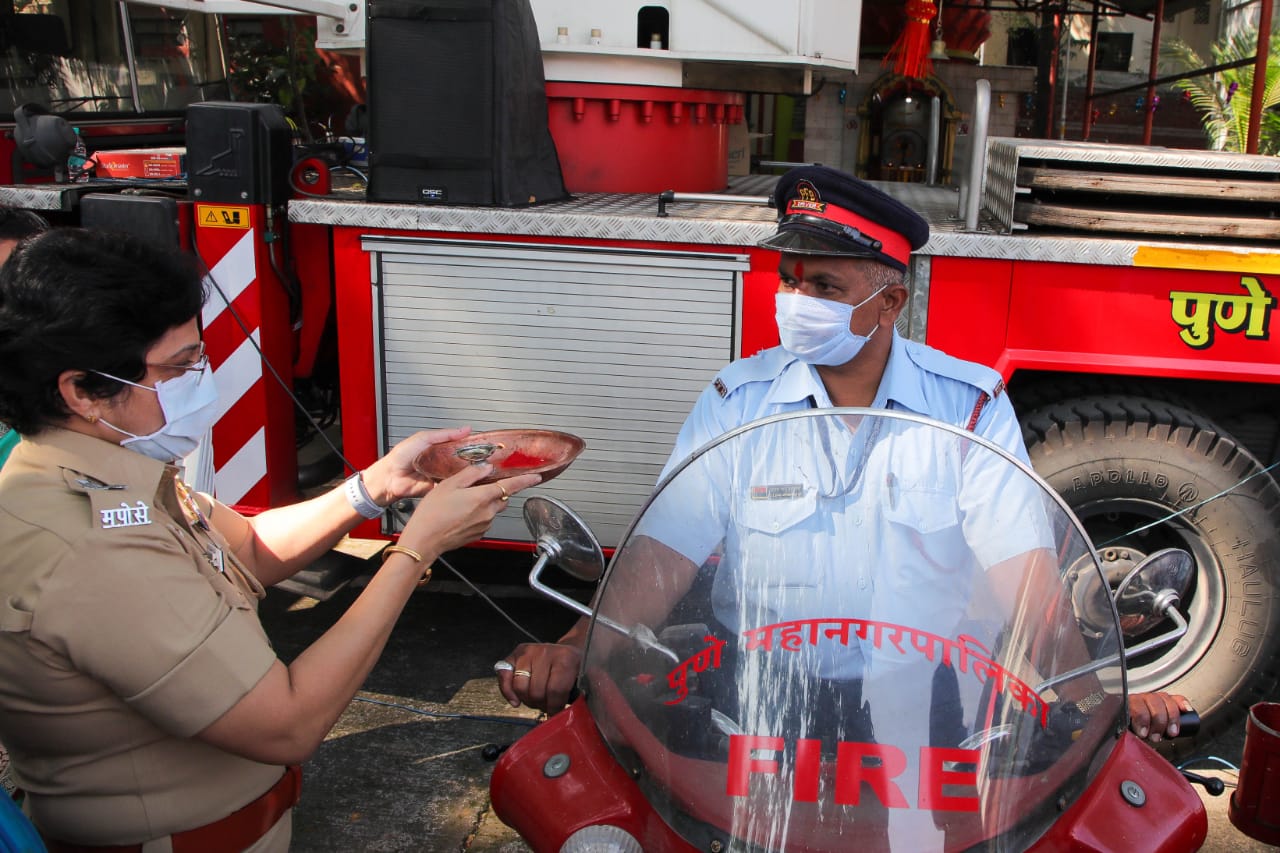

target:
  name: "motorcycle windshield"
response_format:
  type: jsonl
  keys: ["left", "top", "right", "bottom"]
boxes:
{"left": 583, "top": 410, "right": 1125, "bottom": 853}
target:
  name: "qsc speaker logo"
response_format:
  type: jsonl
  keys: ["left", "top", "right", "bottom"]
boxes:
{"left": 198, "top": 205, "right": 251, "bottom": 230}
{"left": 419, "top": 187, "right": 447, "bottom": 202}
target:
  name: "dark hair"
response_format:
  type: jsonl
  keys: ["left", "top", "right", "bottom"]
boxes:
{"left": 0, "top": 207, "right": 48, "bottom": 242}
{"left": 0, "top": 228, "right": 207, "bottom": 434}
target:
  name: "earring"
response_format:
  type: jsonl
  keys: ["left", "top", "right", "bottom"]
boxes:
{"left": 85, "top": 414, "right": 98, "bottom": 424}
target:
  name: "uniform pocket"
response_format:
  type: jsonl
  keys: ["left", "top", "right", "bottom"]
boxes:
{"left": 732, "top": 490, "right": 821, "bottom": 591}
{"left": 883, "top": 487, "right": 960, "bottom": 535}
{"left": 736, "top": 489, "right": 818, "bottom": 536}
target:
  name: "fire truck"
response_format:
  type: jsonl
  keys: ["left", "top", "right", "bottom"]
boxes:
{"left": 0, "top": 0, "right": 1276, "bottom": 755}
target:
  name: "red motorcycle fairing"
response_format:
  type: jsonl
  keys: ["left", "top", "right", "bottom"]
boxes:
{"left": 490, "top": 697, "right": 697, "bottom": 853}
{"left": 1028, "top": 733, "right": 1208, "bottom": 852}
{"left": 491, "top": 698, "right": 1207, "bottom": 853}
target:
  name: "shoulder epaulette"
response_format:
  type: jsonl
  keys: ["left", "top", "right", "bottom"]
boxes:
{"left": 711, "top": 348, "right": 793, "bottom": 399}
{"left": 901, "top": 339, "right": 1005, "bottom": 399}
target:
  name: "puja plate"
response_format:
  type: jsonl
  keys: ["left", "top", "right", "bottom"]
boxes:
{"left": 413, "top": 429, "right": 586, "bottom": 485}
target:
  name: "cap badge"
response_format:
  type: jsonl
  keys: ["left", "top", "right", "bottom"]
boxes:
{"left": 795, "top": 180, "right": 822, "bottom": 202}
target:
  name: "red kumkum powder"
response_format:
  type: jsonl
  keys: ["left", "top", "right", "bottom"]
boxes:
{"left": 501, "top": 450, "right": 549, "bottom": 469}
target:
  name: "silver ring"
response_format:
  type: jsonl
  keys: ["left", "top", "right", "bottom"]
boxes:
{"left": 492, "top": 660, "right": 514, "bottom": 674}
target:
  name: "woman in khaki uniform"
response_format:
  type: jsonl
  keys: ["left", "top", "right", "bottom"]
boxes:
{"left": 0, "top": 228, "right": 540, "bottom": 852}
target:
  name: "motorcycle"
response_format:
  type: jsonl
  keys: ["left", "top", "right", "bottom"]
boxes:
{"left": 490, "top": 409, "right": 1210, "bottom": 852}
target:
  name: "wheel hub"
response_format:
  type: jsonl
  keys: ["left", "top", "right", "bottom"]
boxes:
{"left": 1098, "top": 547, "right": 1145, "bottom": 588}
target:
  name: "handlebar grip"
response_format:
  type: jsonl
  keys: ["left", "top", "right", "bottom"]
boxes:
{"left": 1177, "top": 710, "right": 1200, "bottom": 738}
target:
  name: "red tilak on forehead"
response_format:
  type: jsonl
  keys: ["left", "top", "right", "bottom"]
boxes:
{"left": 795, "top": 260, "right": 804, "bottom": 282}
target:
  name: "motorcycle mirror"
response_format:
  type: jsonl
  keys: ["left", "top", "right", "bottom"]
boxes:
{"left": 521, "top": 496, "right": 680, "bottom": 663}
{"left": 522, "top": 496, "right": 605, "bottom": 582}
{"left": 1040, "top": 548, "right": 1194, "bottom": 694}
{"left": 1112, "top": 548, "right": 1194, "bottom": 637}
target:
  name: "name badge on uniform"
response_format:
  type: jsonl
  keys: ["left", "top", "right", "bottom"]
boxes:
{"left": 205, "top": 544, "right": 226, "bottom": 573}
{"left": 750, "top": 484, "right": 805, "bottom": 501}
{"left": 99, "top": 500, "right": 152, "bottom": 529}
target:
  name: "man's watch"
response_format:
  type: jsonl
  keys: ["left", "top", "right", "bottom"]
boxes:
{"left": 1073, "top": 690, "right": 1108, "bottom": 715}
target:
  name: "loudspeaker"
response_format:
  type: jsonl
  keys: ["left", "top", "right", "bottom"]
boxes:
{"left": 366, "top": 0, "right": 567, "bottom": 206}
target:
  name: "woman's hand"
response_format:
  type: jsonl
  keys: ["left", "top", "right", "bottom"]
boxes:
{"left": 396, "top": 462, "right": 541, "bottom": 559}
{"left": 362, "top": 427, "right": 474, "bottom": 507}
{"left": 1129, "top": 692, "right": 1194, "bottom": 743}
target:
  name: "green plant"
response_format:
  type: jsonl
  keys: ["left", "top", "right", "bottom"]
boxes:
{"left": 1161, "top": 29, "right": 1280, "bottom": 154}
{"left": 226, "top": 16, "right": 323, "bottom": 141}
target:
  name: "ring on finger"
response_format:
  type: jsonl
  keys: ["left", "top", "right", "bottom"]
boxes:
{"left": 497, "top": 483, "right": 510, "bottom": 502}
{"left": 513, "top": 669, "right": 532, "bottom": 679}
{"left": 493, "top": 660, "right": 514, "bottom": 674}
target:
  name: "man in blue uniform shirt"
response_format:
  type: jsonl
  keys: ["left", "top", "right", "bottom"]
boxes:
{"left": 496, "top": 165, "right": 1189, "bottom": 744}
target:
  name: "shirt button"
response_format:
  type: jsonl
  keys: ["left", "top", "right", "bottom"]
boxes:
{"left": 858, "top": 577, "right": 868, "bottom": 589}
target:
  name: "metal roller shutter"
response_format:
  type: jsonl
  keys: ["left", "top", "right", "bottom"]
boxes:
{"left": 364, "top": 236, "right": 748, "bottom": 546}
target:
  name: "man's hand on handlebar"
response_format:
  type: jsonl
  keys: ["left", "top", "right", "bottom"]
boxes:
{"left": 496, "top": 641, "right": 583, "bottom": 714}
{"left": 1129, "top": 692, "right": 1195, "bottom": 744}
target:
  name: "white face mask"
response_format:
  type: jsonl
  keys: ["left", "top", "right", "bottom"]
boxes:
{"left": 95, "top": 364, "right": 219, "bottom": 462}
{"left": 775, "top": 288, "right": 885, "bottom": 366}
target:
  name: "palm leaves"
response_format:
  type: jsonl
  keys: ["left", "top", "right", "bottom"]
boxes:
{"left": 1160, "top": 30, "right": 1280, "bottom": 154}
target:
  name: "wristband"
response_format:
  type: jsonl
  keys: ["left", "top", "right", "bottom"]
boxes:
{"left": 344, "top": 472, "right": 385, "bottom": 519}
{"left": 1074, "top": 690, "right": 1107, "bottom": 715}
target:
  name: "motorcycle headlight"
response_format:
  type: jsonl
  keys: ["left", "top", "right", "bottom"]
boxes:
{"left": 559, "top": 824, "right": 643, "bottom": 853}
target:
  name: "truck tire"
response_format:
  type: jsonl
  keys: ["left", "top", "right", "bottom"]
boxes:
{"left": 1021, "top": 396, "right": 1280, "bottom": 756}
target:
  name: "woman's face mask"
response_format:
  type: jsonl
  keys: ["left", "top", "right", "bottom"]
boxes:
{"left": 775, "top": 287, "right": 885, "bottom": 366}
{"left": 95, "top": 358, "right": 219, "bottom": 463}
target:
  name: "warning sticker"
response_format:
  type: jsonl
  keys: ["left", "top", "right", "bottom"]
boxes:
{"left": 198, "top": 205, "right": 251, "bottom": 230}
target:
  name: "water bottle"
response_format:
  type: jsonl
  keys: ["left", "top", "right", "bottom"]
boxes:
{"left": 68, "top": 128, "right": 89, "bottom": 182}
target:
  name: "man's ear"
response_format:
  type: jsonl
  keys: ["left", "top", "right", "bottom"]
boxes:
{"left": 57, "top": 369, "right": 98, "bottom": 421}
{"left": 881, "top": 282, "right": 910, "bottom": 321}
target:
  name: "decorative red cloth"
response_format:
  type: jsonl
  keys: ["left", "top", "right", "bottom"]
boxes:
{"left": 882, "top": 0, "right": 938, "bottom": 80}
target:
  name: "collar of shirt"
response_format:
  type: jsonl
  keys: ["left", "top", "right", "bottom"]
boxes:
{"left": 764, "top": 330, "right": 929, "bottom": 414}
{"left": 19, "top": 427, "right": 174, "bottom": 497}
{"left": 871, "top": 331, "right": 930, "bottom": 415}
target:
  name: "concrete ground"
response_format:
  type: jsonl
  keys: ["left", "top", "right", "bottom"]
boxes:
{"left": 261, "top": 558, "right": 577, "bottom": 853}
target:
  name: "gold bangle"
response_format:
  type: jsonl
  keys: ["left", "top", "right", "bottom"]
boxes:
{"left": 382, "top": 545, "right": 432, "bottom": 587}
{"left": 382, "top": 544, "right": 424, "bottom": 565}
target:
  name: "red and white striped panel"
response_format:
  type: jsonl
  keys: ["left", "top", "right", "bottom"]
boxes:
{"left": 197, "top": 225, "right": 269, "bottom": 508}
